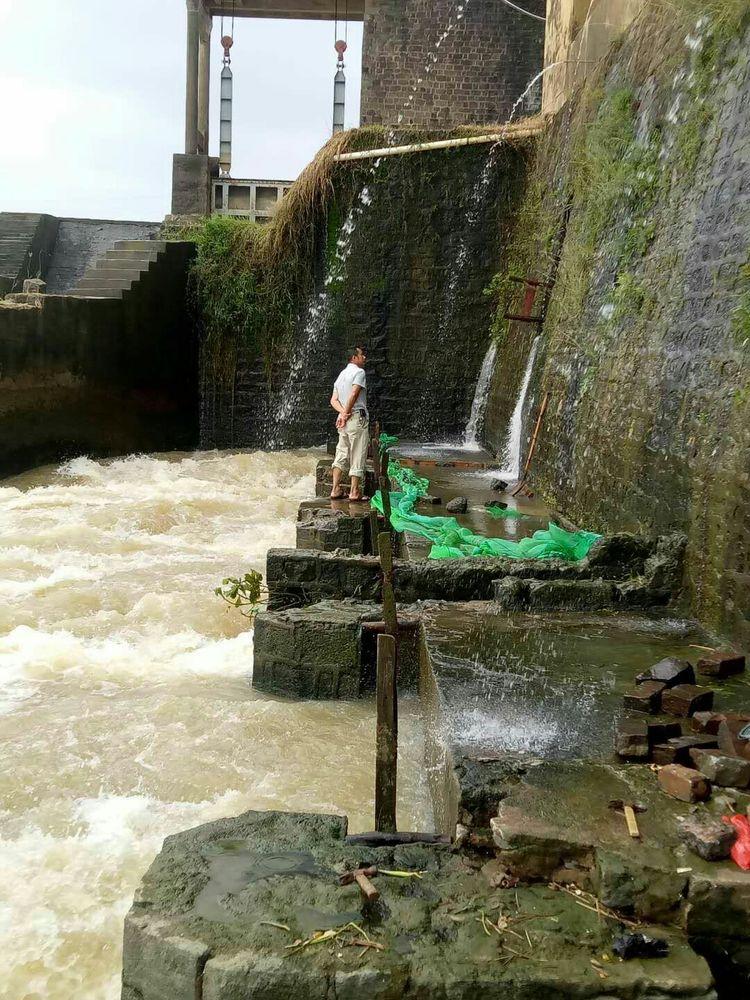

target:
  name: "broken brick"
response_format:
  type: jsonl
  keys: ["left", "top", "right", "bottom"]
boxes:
{"left": 623, "top": 681, "right": 666, "bottom": 714}
{"left": 652, "top": 734, "right": 718, "bottom": 765}
{"left": 646, "top": 719, "right": 683, "bottom": 746}
{"left": 692, "top": 712, "right": 726, "bottom": 735}
{"left": 679, "top": 814, "right": 736, "bottom": 860}
{"left": 697, "top": 650, "right": 746, "bottom": 680}
{"left": 689, "top": 748, "right": 750, "bottom": 788}
{"left": 658, "top": 764, "right": 711, "bottom": 802}
{"left": 661, "top": 684, "right": 714, "bottom": 717}
{"left": 615, "top": 718, "right": 650, "bottom": 760}
{"left": 637, "top": 657, "right": 695, "bottom": 688}
{"left": 717, "top": 719, "right": 750, "bottom": 761}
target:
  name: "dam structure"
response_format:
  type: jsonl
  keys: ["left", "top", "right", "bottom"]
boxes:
{"left": 1, "top": 2, "right": 750, "bottom": 999}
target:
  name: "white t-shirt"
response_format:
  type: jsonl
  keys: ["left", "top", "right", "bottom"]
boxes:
{"left": 334, "top": 363, "right": 367, "bottom": 415}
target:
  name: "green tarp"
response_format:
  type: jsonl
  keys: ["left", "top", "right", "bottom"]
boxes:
{"left": 371, "top": 439, "right": 601, "bottom": 562}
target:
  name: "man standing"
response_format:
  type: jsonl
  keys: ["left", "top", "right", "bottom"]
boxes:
{"left": 330, "top": 345, "right": 369, "bottom": 502}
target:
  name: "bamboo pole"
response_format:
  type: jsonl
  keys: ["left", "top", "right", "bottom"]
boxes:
{"left": 375, "top": 632, "right": 397, "bottom": 833}
{"left": 334, "top": 123, "right": 546, "bottom": 163}
{"left": 512, "top": 391, "right": 550, "bottom": 496}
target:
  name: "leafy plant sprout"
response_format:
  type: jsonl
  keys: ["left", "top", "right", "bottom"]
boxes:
{"left": 214, "top": 571, "right": 267, "bottom": 619}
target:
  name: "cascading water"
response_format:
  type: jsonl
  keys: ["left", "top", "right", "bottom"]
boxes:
{"left": 272, "top": 1, "right": 474, "bottom": 449}
{"left": 501, "top": 335, "right": 540, "bottom": 478}
{"left": 463, "top": 340, "right": 498, "bottom": 449}
{"left": 0, "top": 451, "right": 432, "bottom": 1000}
{"left": 266, "top": 186, "right": 373, "bottom": 449}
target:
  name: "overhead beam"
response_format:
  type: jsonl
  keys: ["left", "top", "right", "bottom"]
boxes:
{"left": 206, "top": 0, "right": 365, "bottom": 19}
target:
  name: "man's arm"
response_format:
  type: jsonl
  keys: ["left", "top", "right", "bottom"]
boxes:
{"left": 341, "top": 384, "right": 362, "bottom": 419}
{"left": 330, "top": 389, "right": 345, "bottom": 414}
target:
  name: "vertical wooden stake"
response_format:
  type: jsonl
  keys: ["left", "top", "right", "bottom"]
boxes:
{"left": 375, "top": 632, "right": 397, "bottom": 833}
{"left": 378, "top": 531, "right": 398, "bottom": 640}
{"left": 368, "top": 509, "right": 380, "bottom": 557}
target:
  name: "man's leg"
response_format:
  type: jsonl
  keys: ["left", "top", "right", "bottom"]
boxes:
{"left": 331, "top": 465, "right": 345, "bottom": 497}
{"left": 348, "top": 415, "right": 370, "bottom": 500}
{"left": 331, "top": 427, "right": 351, "bottom": 498}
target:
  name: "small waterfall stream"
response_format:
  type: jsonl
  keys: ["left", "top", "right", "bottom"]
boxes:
{"left": 463, "top": 340, "right": 498, "bottom": 449}
{"left": 501, "top": 336, "right": 540, "bottom": 478}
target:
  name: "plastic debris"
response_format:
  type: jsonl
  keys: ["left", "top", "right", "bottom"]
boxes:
{"left": 612, "top": 933, "right": 669, "bottom": 960}
{"left": 371, "top": 443, "right": 601, "bottom": 561}
{"left": 723, "top": 814, "right": 750, "bottom": 870}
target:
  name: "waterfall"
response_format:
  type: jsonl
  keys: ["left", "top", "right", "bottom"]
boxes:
{"left": 463, "top": 341, "right": 498, "bottom": 449}
{"left": 502, "top": 336, "right": 540, "bottom": 478}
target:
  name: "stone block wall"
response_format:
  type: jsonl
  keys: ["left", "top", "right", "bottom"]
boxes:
{"left": 0, "top": 242, "right": 198, "bottom": 477}
{"left": 201, "top": 143, "right": 528, "bottom": 449}
{"left": 482, "top": 8, "right": 750, "bottom": 644}
{"left": 360, "top": 0, "right": 545, "bottom": 128}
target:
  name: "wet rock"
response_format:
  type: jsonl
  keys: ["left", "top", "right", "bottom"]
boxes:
{"left": 596, "top": 849, "right": 689, "bottom": 922}
{"left": 612, "top": 932, "right": 669, "bottom": 960}
{"left": 624, "top": 680, "right": 666, "bottom": 714}
{"left": 484, "top": 499, "right": 507, "bottom": 509}
{"left": 643, "top": 533, "right": 687, "bottom": 593}
{"left": 658, "top": 764, "right": 711, "bottom": 803}
{"left": 490, "top": 478, "right": 508, "bottom": 491}
{"left": 445, "top": 496, "right": 467, "bottom": 514}
{"left": 615, "top": 717, "right": 650, "bottom": 760}
{"left": 651, "top": 735, "right": 718, "bottom": 766}
{"left": 584, "top": 532, "right": 651, "bottom": 578}
{"left": 637, "top": 657, "right": 696, "bottom": 689}
{"left": 490, "top": 805, "right": 595, "bottom": 882}
{"left": 689, "top": 749, "right": 750, "bottom": 788}
{"left": 661, "top": 684, "right": 714, "bottom": 717}
{"left": 492, "top": 576, "right": 529, "bottom": 611}
{"left": 526, "top": 578, "right": 617, "bottom": 611}
{"left": 717, "top": 718, "right": 750, "bottom": 760}
{"left": 679, "top": 814, "right": 737, "bottom": 861}
{"left": 697, "top": 649, "right": 745, "bottom": 679}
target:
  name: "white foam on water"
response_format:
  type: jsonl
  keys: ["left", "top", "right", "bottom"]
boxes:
{"left": 0, "top": 449, "right": 432, "bottom": 1000}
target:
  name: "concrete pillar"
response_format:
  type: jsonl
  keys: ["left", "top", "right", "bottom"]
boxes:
{"left": 184, "top": 1, "right": 202, "bottom": 154}
{"left": 198, "top": 15, "right": 212, "bottom": 154}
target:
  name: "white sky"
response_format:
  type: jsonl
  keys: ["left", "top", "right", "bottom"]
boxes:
{"left": 0, "top": 0, "right": 362, "bottom": 221}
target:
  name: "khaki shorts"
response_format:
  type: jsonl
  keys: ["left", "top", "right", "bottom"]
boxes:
{"left": 332, "top": 411, "right": 369, "bottom": 480}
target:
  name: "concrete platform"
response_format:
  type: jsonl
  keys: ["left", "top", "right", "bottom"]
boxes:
{"left": 121, "top": 809, "right": 716, "bottom": 1000}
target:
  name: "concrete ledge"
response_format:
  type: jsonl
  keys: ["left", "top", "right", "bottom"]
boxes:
{"left": 267, "top": 532, "right": 686, "bottom": 610}
{"left": 121, "top": 808, "right": 716, "bottom": 1000}
{"left": 253, "top": 601, "right": 421, "bottom": 699}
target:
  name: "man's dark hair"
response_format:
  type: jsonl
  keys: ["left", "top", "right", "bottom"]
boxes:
{"left": 347, "top": 345, "right": 367, "bottom": 361}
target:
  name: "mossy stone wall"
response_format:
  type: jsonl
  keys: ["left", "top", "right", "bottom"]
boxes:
{"left": 485, "top": 8, "right": 750, "bottom": 644}
{"left": 201, "top": 144, "right": 527, "bottom": 449}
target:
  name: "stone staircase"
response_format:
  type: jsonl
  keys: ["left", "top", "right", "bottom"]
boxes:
{"left": 67, "top": 239, "right": 166, "bottom": 298}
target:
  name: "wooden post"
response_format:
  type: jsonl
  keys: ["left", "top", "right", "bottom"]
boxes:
{"left": 368, "top": 509, "right": 380, "bottom": 557}
{"left": 378, "top": 532, "right": 398, "bottom": 639}
{"left": 375, "top": 632, "right": 397, "bottom": 833}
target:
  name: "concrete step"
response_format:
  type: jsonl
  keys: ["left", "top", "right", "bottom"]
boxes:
{"left": 74, "top": 276, "right": 135, "bottom": 292}
{"left": 113, "top": 239, "right": 166, "bottom": 252}
{"left": 79, "top": 268, "right": 141, "bottom": 284}
{"left": 68, "top": 288, "right": 124, "bottom": 299}
{"left": 93, "top": 257, "right": 154, "bottom": 272}
{"left": 101, "top": 248, "right": 162, "bottom": 262}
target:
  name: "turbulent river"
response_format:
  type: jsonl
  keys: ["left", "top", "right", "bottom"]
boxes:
{"left": 0, "top": 450, "right": 432, "bottom": 1000}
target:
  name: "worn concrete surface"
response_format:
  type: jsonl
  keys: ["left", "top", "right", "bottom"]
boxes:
{"left": 122, "top": 808, "right": 716, "bottom": 1000}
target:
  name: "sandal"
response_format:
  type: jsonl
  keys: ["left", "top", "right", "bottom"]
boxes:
{"left": 330, "top": 491, "right": 349, "bottom": 500}
{"left": 349, "top": 494, "right": 370, "bottom": 503}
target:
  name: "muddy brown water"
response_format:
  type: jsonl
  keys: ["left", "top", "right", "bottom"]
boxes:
{"left": 0, "top": 450, "right": 433, "bottom": 1000}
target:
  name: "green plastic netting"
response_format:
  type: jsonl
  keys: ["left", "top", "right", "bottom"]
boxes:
{"left": 371, "top": 436, "right": 601, "bottom": 561}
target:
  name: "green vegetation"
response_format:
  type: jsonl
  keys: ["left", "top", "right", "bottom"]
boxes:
{"left": 215, "top": 571, "right": 266, "bottom": 619}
